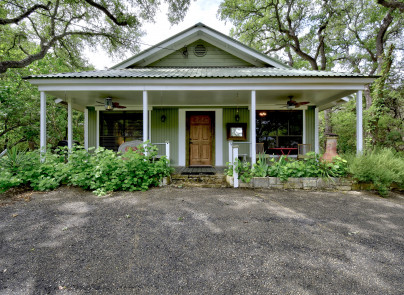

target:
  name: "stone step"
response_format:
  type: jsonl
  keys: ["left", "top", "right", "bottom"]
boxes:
{"left": 171, "top": 174, "right": 230, "bottom": 188}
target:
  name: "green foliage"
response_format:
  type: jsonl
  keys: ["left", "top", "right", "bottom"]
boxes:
{"left": 0, "top": 0, "right": 191, "bottom": 73}
{"left": 347, "top": 148, "right": 404, "bottom": 196}
{"left": 0, "top": 144, "right": 173, "bottom": 194}
{"left": 0, "top": 53, "right": 88, "bottom": 150}
{"left": 225, "top": 153, "right": 348, "bottom": 182}
{"left": 219, "top": 0, "right": 403, "bottom": 152}
{"left": 234, "top": 159, "right": 253, "bottom": 183}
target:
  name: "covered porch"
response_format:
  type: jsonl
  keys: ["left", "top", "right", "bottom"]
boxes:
{"left": 33, "top": 75, "right": 368, "bottom": 167}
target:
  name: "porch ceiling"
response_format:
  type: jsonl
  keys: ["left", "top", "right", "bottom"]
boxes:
{"left": 44, "top": 89, "right": 355, "bottom": 111}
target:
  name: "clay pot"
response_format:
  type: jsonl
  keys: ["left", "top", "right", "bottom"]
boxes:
{"left": 321, "top": 133, "right": 339, "bottom": 162}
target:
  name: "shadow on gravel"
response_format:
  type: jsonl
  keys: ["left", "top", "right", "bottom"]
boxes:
{"left": 0, "top": 187, "right": 403, "bottom": 294}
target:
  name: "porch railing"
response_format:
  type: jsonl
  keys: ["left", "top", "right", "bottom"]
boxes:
{"left": 151, "top": 141, "right": 170, "bottom": 161}
{"left": 228, "top": 141, "right": 251, "bottom": 188}
{"left": 228, "top": 140, "right": 251, "bottom": 164}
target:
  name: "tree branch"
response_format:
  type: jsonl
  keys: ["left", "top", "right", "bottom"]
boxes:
{"left": 377, "top": 0, "right": 404, "bottom": 12}
{"left": 83, "top": 0, "right": 131, "bottom": 26}
{"left": 0, "top": 2, "right": 50, "bottom": 25}
{"left": 0, "top": 29, "right": 115, "bottom": 73}
{"left": 376, "top": 9, "right": 394, "bottom": 73}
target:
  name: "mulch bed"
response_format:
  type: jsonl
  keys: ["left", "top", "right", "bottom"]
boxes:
{"left": 0, "top": 186, "right": 33, "bottom": 207}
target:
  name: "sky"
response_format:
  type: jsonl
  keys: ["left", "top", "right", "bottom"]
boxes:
{"left": 85, "top": 0, "right": 232, "bottom": 69}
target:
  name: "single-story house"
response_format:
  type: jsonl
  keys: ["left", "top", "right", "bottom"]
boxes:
{"left": 26, "top": 23, "right": 375, "bottom": 167}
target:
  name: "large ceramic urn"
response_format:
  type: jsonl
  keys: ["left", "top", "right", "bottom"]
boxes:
{"left": 321, "top": 133, "right": 339, "bottom": 162}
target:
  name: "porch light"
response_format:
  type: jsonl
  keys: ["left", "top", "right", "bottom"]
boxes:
{"left": 287, "top": 104, "right": 295, "bottom": 110}
{"left": 105, "top": 97, "right": 113, "bottom": 111}
{"left": 235, "top": 113, "right": 240, "bottom": 122}
{"left": 161, "top": 115, "right": 166, "bottom": 122}
{"left": 259, "top": 111, "right": 267, "bottom": 117}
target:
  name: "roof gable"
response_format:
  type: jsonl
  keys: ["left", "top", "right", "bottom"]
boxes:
{"left": 111, "top": 23, "right": 290, "bottom": 69}
{"left": 146, "top": 39, "right": 254, "bottom": 67}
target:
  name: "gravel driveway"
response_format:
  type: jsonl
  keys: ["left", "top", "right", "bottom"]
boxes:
{"left": 1, "top": 187, "right": 403, "bottom": 294}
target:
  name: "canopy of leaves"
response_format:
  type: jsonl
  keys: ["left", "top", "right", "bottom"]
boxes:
{"left": 0, "top": 51, "right": 90, "bottom": 150}
{"left": 219, "top": 0, "right": 404, "bottom": 152}
{"left": 0, "top": 0, "right": 191, "bottom": 73}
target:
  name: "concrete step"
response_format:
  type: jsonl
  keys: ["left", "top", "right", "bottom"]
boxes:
{"left": 171, "top": 174, "right": 230, "bottom": 188}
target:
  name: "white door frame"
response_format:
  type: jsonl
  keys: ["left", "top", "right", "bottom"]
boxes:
{"left": 178, "top": 108, "right": 223, "bottom": 166}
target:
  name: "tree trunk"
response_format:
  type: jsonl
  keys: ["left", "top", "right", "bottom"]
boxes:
{"left": 324, "top": 109, "right": 332, "bottom": 134}
{"left": 364, "top": 85, "right": 372, "bottom": 109}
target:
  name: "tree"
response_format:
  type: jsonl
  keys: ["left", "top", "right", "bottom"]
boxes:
{"left": 219, "top": 0, "right": 403, "bottom": 151}
{"left": 0, "top": 52, "right": 89, "bottom": 150}
{"left": 0, "top": 0, "right": 191, "bottom": 73}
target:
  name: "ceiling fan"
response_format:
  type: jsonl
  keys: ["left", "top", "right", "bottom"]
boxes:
{"left": 96, "top": 97, "right": 126, "bottom": 110}
{"left": 283, "top": 96, "right": 310, "bottom": 109}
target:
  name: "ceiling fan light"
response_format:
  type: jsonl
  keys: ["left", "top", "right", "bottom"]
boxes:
{"left": 287, "top": 104, "right": 295, "bottom": 110}
{"left": 105, "top": 97, "right": 113, "bottom": 110}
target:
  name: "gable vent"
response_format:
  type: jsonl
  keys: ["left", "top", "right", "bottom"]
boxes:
{"left": 194, "top": 44, "right": 207, "bottom": 57}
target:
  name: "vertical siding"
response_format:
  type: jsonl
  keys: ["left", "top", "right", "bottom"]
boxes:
{"left": 305, "top": 106, "right": 315, "bottom": 150}
{"left": 87, "top": 107, "right": 97, "bottom": 149}
{"left": 222, "top": 108, "right": 250, "bottom": 164}
{"left": 151, "top": 108, "right": 179, "bottom": 165}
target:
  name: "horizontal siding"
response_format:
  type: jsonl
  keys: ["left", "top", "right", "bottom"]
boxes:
{"left": 151, "top": 108, "right": 179, "bottom": 165}
{"left": 149, "top": 40, "right": 253, "bottom": 67}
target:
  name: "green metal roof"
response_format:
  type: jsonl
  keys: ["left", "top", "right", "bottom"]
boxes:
{"left": 26, "top": 67, "right": 371, "bottom": 79}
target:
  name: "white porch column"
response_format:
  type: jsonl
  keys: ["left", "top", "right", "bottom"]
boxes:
{"left": 67, "top": 98, "right": 73, "bottom": 150}
{"left": 40, "top": 92, "right": 46, "bottom": 160}
{"left": 233, "top": 145, "right": 239, "bottom": 188}
{"left": 250, "top": 90, "right": 256, "bottom": 165}
{"left": 356, "top": 90, "right": 363, "bottom": 154}
{"left": 143, "top": 90, "right": 148, "bottom": 142}
{"left": 84, "top": 108, "right": 89, "bottom": 150}
{"left": 314, "top": 107, "right": 319, "bottom": 153}
{"left": 302, "top": 110, "right": 306, "bottom": 144}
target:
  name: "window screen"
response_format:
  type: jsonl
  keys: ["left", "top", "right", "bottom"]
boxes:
{"left": 99, "top": 111, "right": 143, "bottom": 151}
{"left": 256, "top": 110, "right": 303, "bottom": 154}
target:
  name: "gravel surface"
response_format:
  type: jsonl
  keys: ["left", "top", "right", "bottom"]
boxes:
{"left": 0, "top": 187, "right": 403, "bottom": 294}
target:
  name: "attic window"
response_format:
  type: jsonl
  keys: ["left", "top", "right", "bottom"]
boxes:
{"left": 194, "top": 44, "right": 207, "bottom": 57}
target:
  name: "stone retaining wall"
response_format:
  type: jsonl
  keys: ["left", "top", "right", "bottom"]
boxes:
{"left": 226, "top": 176, "right": 363, "bottom": 191}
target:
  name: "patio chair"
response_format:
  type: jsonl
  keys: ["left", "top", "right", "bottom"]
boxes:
{"left": 118, "top": 140, "right": 143, "bottom": 154}
{"left": 256, "top": 143, "right": 265, "bottom": 154}
{"left": 297, "top": 144, "right": 311, "bottom": 160}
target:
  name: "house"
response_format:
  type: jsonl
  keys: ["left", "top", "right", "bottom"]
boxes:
{"left": 26, "top": 23, "right": 375, "bottom": 167}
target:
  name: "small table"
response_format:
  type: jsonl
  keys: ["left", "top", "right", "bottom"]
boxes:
{"left": 267, "top": 147, "right": 298, "bottom": 156}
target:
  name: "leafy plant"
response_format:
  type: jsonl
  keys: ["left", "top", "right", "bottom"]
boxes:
{"left": 347, "top": 148, "right": 404, "bottom": 196}
{"left": 225, "top": 152, "right": 348, "bottom": 183}
{"left": 0, "top": 144, "right": 173, "bottom": 194}
{"left": 252, "top": 153, "right": 269, "bottom": 177}
{"left": 1, "top": 147, "right": 28, "bottom": 172}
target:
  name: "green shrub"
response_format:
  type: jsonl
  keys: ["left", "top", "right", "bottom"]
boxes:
{"left": 347, "top": 148, "right": 404, "bottom": 196}
{"left": 0, "top": 144, "right": 172, "bottom": 195}
{"left": 225, "top": 153, "right": 348, "bottom": 182}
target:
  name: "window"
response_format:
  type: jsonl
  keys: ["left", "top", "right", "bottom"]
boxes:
{"left": 256, "top": 110, "right": 303, "bottom": 154}
{"left": 227, "top": 123, "right": 247, "bottom": 141}
{"left": 100, "top": 111, "right": 143, "bottom": 151}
